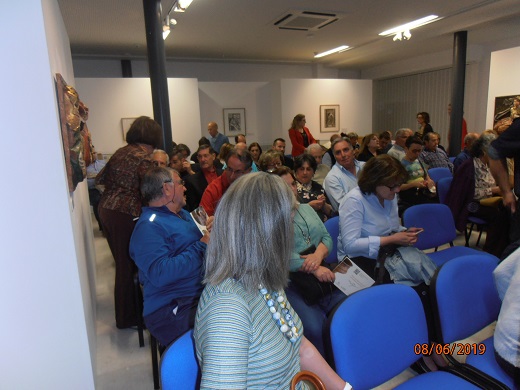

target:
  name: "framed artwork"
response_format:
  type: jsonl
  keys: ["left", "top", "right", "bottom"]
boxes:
{"left": 320, "top": 105, "right": 340, "bottom": 133}
{"left": 493, "top": 95, "right": 519, "bottom": 134}
{"left": 121, "top": 117, "right": 137, "bottom": 141}
{"left": 223, "top": 108, "right": 246, "bottom": 136}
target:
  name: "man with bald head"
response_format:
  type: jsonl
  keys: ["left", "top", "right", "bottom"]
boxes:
{"left": 388, "top": 128, "right": 413, "bottom": 162}
{"left": 453, "top": 132, "right": 480, "bottom": 172}
{"left": 207, "top": 121, "right": 229, "bottom": 154}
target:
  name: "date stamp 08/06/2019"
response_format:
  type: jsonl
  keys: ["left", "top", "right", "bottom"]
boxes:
{"left": 414, "top": 343, "right": 486, "bottom": 356}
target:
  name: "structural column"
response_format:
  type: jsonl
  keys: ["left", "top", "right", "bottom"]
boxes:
{"left": 142, "top": 0, "right": 173, "bottom": 154}
{"left": 449, "top": 31, "right": 467, "bottom": 155}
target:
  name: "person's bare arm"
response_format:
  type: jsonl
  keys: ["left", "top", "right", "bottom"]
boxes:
{"left": 489, "top": 157, "right": 516, "bottom": 213}
{"left": 299, "top": 336, "right": 349, "bottom": 390}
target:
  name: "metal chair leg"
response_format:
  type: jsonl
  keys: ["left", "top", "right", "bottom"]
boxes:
{"left": 151, "top": 334, "right": 160, "bottom": 389}
{"left": 133, "top": 272, "right": 145, "bottom": 348}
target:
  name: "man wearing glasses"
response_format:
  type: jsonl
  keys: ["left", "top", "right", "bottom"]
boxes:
{"left": 201, "top": 149, "right": 253, "bottom": 216}
{"left": 388, "top": 128, "right": 413, "bottom": 162}
{"left": 130, "top": 166, "right": 209, "bottom": 347}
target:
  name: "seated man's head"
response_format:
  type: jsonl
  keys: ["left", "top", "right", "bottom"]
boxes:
{"left": 197, "top": 144, "right": 216, "bottom": 171}
{"left": 225, "top": 149, "right": 253, "bottom": 184}
{"left": 141, "top": 167, "right": 186, "bottom": 210}
{"left": 207, "top": 122, "right": 218, "bottom": 138}
{"left": 272, "top": 138, "right": 286, "bottom": 155}
{"left": 404, "top": 136, "right": 424, "bottom": 162}
{"left": 331, "top": 137, "right": 355, "bottom": 170}
{"left": 174, "top": 144, "right": 191, "bottom": 159}
{"left": 306, "top": 143, "right": 325, "bottom": 165}
{"left": 235, "top": 134, "right": 246, "bottom": 144}
{"left": 464, "top": 133, "right": 480, "bottom": 149}
{"left": 378, "top": 131, "right": 392, "bottom": 150}
{"left": 395, "top": 128, "right": 413, "bottom": 147}
{"left": 169, "top": 151, "right": 185, "bottom": 172}
{"left": 151, "top": 149, "right": 169, "bottom": 167}
{"left": 424, "top": 132, "right": 439, "bottom": 151}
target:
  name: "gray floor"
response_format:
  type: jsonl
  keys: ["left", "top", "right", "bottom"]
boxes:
{"left": 93, "top": 221, "right": 155, "bottom": 390}
{"left": 91, "top": 211, "right": 486, "bottom": 389}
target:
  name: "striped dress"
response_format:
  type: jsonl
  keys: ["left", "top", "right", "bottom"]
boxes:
{"left": 194, "top": 278, "right": 308, "bottom": 389}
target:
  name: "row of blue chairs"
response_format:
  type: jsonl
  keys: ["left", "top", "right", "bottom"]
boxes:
{"left": 158, "top": 255, "right": 513, "bottom": 389}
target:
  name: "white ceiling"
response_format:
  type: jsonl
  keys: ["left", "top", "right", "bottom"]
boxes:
{"left": 58, "top": 0, "right": 520, "bottom": 71}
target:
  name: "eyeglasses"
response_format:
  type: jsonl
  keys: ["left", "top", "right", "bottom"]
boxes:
{"left": 267, "top": 162, "right": 282, "bottom": 170}
{"left": 163, "top": 179, "right": 184, "bottom": 186}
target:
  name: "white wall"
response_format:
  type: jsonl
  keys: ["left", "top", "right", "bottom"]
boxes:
{"left": 0, "top": 0, "right": 95, "bottom": 388}
{"left": 280, "top": 79, "right": 373, "bottom": 151}
{"left": 75, "top": 78, "right": 202, "bottom": 155}
{"left": 486, "top": 46, "right": 520, "bottom": 128}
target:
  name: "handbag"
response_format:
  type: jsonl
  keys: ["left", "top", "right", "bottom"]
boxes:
{"left": 290, "top": 371, "right": 326, "bottom": 390}
{"left": 289, "top": 245, "right": 335, "bottom": 305}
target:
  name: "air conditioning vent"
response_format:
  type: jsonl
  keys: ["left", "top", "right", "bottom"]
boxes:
{"left": 273, "top": 10, "right": 342, "bottom": 31}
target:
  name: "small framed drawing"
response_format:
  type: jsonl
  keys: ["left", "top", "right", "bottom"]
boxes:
{"left": 320, "top": 105, "right": 340, "bottom": 133}
{"left": 223, "top": 108, "right": 246, "bottom": 136}
{"left": 121, "top": 117, "right": 137, "bottom": 141}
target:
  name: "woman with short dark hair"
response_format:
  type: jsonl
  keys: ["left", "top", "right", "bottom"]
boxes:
{"left": 97, "top": 116, "right": 163, "bottom": 329}
{"left": 294, "top": 154, "right": 333, "bottom": 222}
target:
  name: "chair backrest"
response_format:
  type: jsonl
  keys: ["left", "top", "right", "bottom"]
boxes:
{"left": 449, "top": 156, "right": 456, "bottom": 163}
{"left": 402, "top": 203, "right": 457, "bottom": 249}
{"left": 327, "top": 284, "right": 427, "bottom": 390}
{"left": 160, "top": 330, "right": 201, "bottom": 390}
{"left": 428, "top": 167, "right": 452, "bottom": 184}
{"left": 324, "top": 216, "right": 339, "bottom": 263}
{"left": 431, "top": 254, "right": 501, "bottom": 344}
{"left": 437, "top": 176, "right": 453, "bottom": 205}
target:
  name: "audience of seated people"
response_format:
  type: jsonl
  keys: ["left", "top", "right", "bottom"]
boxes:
{"left": 387, "top": 128, "right": 413, "bottom": 162}
{"left": 323, "top": 137, "right": 365, "bottom": 212}
{"left": 357, "top": 133, "right": 380, "bottom": 162}
{"left": 294, "top": 153, "right": 334, "bottom": 222}
{"left": 398, "top": 135, "right": 437, "bottom": 216}
{"left": 446, "top": 134, "right": 510, "bottom": 257}
{"left": 306, "top": 143, "right": 330, "bottom": 185}
{"left": 200, "top": 148, "right": 253, "bottom": 216}
{"left": 129, "top": 167, "right": 209, "bottom": 346}
{"left": 98, "top": 122, "right": 520, "bottom": 386}
{"left": 419, "top": 132, "right": 454, "bottom": 172}
{"left": 184, "top": 144, "right": 223, "bottom": 211}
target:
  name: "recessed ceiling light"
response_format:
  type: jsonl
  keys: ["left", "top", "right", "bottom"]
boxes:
{"left": 379, "top": 15, "right": 440, "bottom": 36}
{"left": 314, "top": 45, "right": 350, "bottom": 58}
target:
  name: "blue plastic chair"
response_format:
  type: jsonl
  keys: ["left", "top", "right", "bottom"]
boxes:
{"left": 326, "top": 284, "right": 480, "bottom": 389}
{"left": 160, "top": 330, "right": 201, "bottom": 390}
{"left": 402, "top": 203, "right": 482, "bottom": 267}
{"left": 428, "top": 167, "right": 452, "bottom": 184}
{"left": 431, "top": 255, "right": 513, "bottom": 389}
{"left": 324, "top": 216, "right": 339, "bottom": 263}
{"left": 436, "top": 176, "right": 452, "bottom": 205}
{"left": 449, "top": 156, "right": 456, "bottom": 163}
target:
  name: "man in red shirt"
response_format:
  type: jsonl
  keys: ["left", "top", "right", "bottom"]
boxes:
{"left": 201, "top": 149, "right": 253, "bottom": 216}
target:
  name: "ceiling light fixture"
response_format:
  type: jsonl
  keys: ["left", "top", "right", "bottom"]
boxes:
{"left": 162, "top": 24, "right": 170, "bottom": 40}
{"left": 173, "top": 0, "right": 193, "bottom": 12}
{"left": 162, "top": 14, "right": 177, "bottom": 40}
{"left": 379, "top": 15, "right": 440, "bottom": 41}
{"left": 314, "top": 45, "right": 350, "bottom": 58}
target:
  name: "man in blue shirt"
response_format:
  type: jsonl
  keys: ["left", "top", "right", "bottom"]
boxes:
{"left": 453, "top": 132, "right": 479, "bottom": 172}
{"left": 323, "top": 137, "right": 365, "bottom": 212}
{"left": 130, "top": 167, "right": 209, "bottom": 346}
{"left": 207, "top": 121, "right": 229, "bottom": 154}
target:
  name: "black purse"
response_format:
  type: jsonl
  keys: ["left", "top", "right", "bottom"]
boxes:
{"left": 288, "top": 245, "right": 336, "bottom": 305}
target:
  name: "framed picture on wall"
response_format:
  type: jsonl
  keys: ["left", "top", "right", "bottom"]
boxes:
{"left": 320, "top": 105, "right": 340, "bottom": 133}
{"left": 223, "top": 108, "right": 246, "bottom": 136}
{"left": 493, "top": 95, "right": 519, "bottom": 133}
{"left": 121, "top": 117, "right": 137, "bottom": 141}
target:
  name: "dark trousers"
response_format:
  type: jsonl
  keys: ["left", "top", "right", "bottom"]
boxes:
{"left": 99, "top": 207, "right": 138, "bottom": 328}
{"left": 470, "top": 203, "right": 509, "bottom": 258}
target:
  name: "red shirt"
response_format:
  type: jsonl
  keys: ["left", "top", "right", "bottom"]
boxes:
{"left": 288, "top": 127, "right": 316, "bottom": 157}
{"left": 200, "top": 173, "right": 231, "bottom": 216}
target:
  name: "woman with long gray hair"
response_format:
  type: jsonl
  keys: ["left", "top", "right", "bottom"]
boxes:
{"left": 194, "top": 172, "right": 348, "bottom": 390}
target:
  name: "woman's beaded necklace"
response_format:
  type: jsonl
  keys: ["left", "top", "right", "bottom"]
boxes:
{"left": 295, "top": 208, "right": 311, "bottom": 245}
{"left": 259, "top": 285, "right": 300, "bottom": 343}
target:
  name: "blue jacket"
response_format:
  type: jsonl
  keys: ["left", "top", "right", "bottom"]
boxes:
{"left": 129, "top": 206, "right": 206, "bottom": 316}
